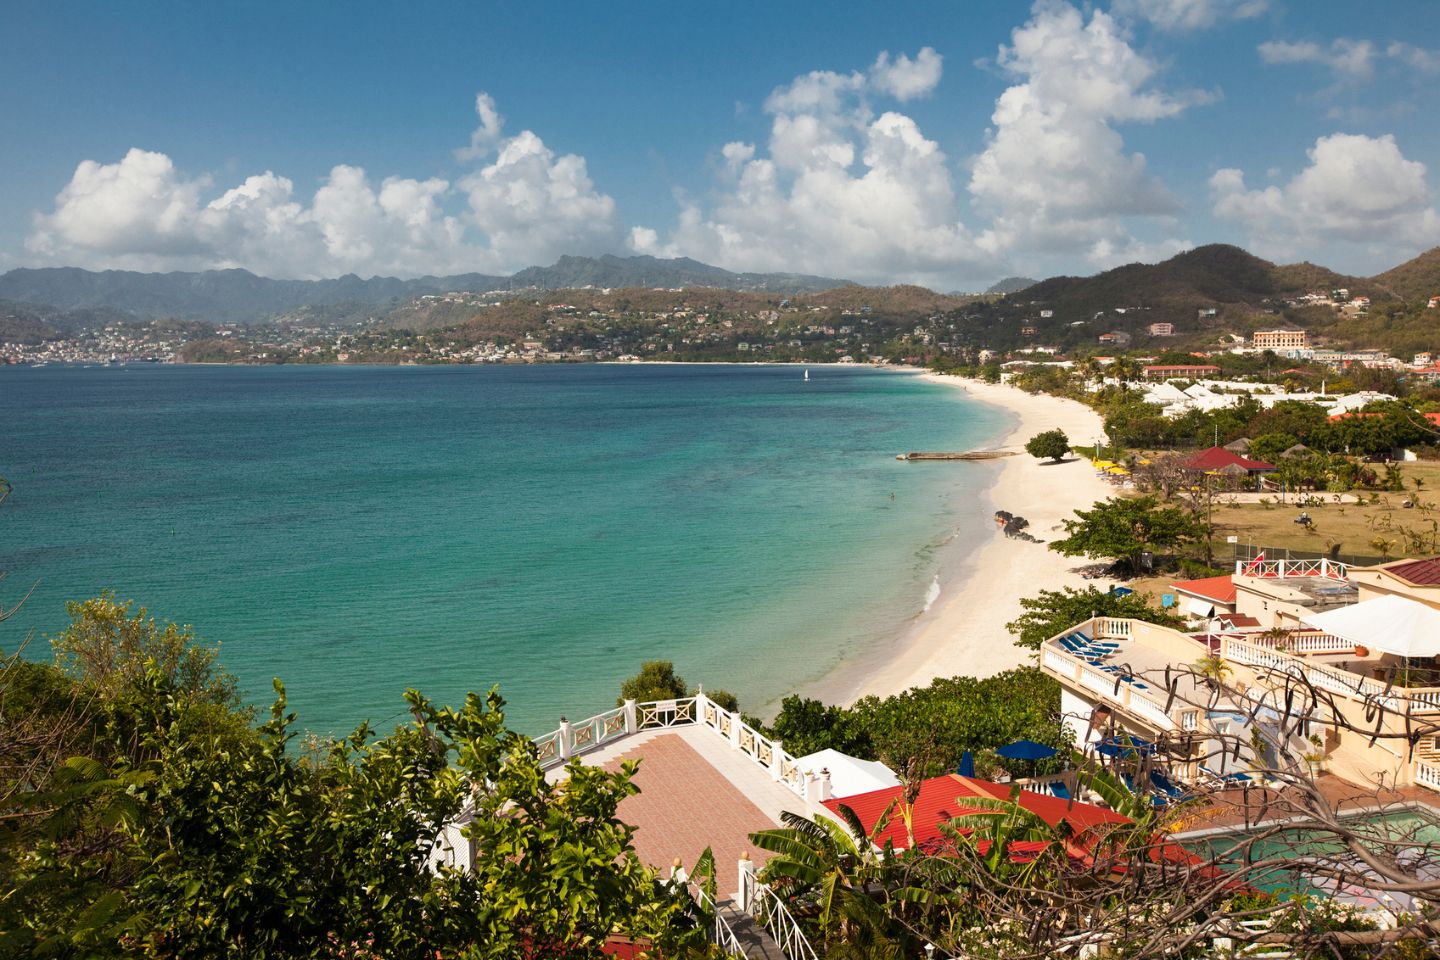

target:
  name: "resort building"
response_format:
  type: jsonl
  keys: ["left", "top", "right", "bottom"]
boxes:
{"left": 1251, "top": 329, "right": 1309, "bottom": 351}
{"left": 1141, "top": 363, "right": 1220, "bottom": 379}
{"left": 1042, "top": 556, "right": 1440, "bottom": 797}
{"left": 1147, "top": 322, "right": 1175, "bottom": 337}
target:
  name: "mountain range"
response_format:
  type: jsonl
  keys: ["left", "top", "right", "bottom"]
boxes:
{"left": 0, "top": 255, "right": 846, "bottom": 326}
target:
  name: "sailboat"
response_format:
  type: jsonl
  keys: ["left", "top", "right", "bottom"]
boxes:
{"left": 803, "top": 369, "right": 809, "bottom": 382}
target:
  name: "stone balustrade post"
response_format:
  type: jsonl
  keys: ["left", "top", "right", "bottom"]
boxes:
{"left": 693, "top": 688, "right": 709, "bottom": 726}
{"left": 737, "top": 853, "right": 755, "bottom": 911}
{"left": 623, "top": 699, "right": 638, "bottom": 735}
{"left": 557, "top": 717, "right": 572, "bottom": 761}
{"left": 730, "top": 707, "right": 745, "bottom": 751}
{"left": 818, "top": 767, "right": 833, "bottom": 801}
{"left": 771, "top": 739, "right": 785, "bottom": 781}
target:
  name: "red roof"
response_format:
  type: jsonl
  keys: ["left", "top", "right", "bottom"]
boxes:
{"left": 1382, "top": 556, "right": 1440, "bottom": 586}
{"left": 1171, "top": 575, "right": 1236, "bottom": 604}
{"left": 1179, "top": 446, "right": 1276, "bottom": 472}
{"left": 823, "top": 774, "right": 1130, "bottom": 854}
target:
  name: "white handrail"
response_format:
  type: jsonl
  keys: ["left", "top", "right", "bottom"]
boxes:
{"left": 742, "top": 870, "right": 820, "bottom": 960}
{"left": 532, "top": 693, "right": 811, "bottom": 798}
{"left": 690, "top": 883, "right": 748, "bottom": 958}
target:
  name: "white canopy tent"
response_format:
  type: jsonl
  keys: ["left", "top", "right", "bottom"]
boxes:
{"left": 793, "top": 748, "right": 901, "bottom": 799}
{"left": 1301, "top": 595, "right": 1440, "bottom": 659}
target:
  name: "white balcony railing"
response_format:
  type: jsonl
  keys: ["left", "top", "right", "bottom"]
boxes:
{"left": 1234, "top": 557, "right": 1348, "bottom": 581}
{"left": 1416, "top": 760, "right": 1440, "bottom": 794}
{"left": 533, "top": 691, "right": 811, "bottom": 799}
{"left": 1220, "top": 638, "right": 1440, "bottom": 715}
{"left": 1041, "top": 638, "right": 1178, "bottom": 732}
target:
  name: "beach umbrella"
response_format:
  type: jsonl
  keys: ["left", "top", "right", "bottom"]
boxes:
{"left": 996, "top": 739, "right": 1058, "bottom": 761}
{"left": 1093, "top": 735, "right": 1156, "bottom": 758}
{"left": 957, "top": 751, "right": 976, "bottom": 778}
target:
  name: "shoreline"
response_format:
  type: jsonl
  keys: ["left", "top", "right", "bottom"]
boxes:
{"left": 807, "top": 375, "right": 1118, "bottom": 706}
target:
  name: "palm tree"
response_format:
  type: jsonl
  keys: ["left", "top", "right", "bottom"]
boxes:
{"left": 750, "top": 803, "right": 907, "bottom": 949}
{"left": 1193, "top": 653, "right": 1233, "bottom": 688}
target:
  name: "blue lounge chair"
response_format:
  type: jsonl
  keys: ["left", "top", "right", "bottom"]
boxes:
{"left": 1050, "top": 781, "right": 1071, "bottom": 801}
{"left": 1149, "top": 770, "right": 1188, "bottom": 802}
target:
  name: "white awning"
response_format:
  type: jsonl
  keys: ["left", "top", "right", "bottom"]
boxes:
{"left": 793, "top": 748, "right": 901, "bottom": 798}
{"left": 1302, "top": 595, "right": 1440, "bottom": 658}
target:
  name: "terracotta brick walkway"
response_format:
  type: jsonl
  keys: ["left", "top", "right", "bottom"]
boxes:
{"left": 604, "top": 733, "right": 777, "bottom": 891}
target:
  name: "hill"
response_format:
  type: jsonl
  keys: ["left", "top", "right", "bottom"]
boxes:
{"left": 1371, "top": 246, "right": 1440, "bottom": 301}
{"left": 0, "top": 257, "right": 846, "bottom": 326}
{"left": 985, "top": 276, "right": 1038, "bottom": 295}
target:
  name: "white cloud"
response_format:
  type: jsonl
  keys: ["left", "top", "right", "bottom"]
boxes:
{"left": 26, "top": 95, "right": 620, "bottom": 279}
{"left": 1113, "top": 0, "right": 1268, "bottom": 32}
{"left": 630, "top": 48, "right": 998, "bottom": 286}
{"left": 868, "top": 47, "right": 943, "bottom": 101}
{"left": 968, "top": 3, "right": 1199, "bottom": 263}
{"left": 1258, "top": 38, "right": 1376, "bottom": 80}
{"left": 634, "top": 5, "right": 1204, "bottom": 287}
{"left": 1386, "top": 41, "right": 1440, "bottom": 74}
{"left": 455, "top": 92, "right": 505, "bottom": 161}
{"left": 1210, "top": 132, "right": 1440, "bottom": 259}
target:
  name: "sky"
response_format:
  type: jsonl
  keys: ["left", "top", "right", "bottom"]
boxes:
{"left": 2, "top": 0, "right": 1438, "bottom": 290}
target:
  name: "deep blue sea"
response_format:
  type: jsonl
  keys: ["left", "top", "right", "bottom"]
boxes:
{"left": 2, "top": 363, "right": 1010, "bottom": 735}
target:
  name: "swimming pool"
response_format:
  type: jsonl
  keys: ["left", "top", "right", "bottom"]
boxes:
{"left": 1182, "top": 807, "right": 1440, "bottom": 896}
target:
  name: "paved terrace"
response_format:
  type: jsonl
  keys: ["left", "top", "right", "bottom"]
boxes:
{"left": 545, "top": 722, "right": 828, "bottom": 896}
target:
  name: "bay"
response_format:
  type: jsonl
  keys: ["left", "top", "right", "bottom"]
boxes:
{"left": 1, "top": 363, "right": 1010, "bottom": 735}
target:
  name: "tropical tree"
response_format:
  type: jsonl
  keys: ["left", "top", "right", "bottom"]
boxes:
{"left": 1050, "top": 496, "right": 1206, "bottom": 573}
{"left": 1025, "top": 428, "right": 1071, "bottom": 463}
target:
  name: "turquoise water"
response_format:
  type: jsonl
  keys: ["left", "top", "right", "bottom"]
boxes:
{"left": 2, "top": 363, "right": 1009, "bottom": 736}
{"left": 1186, "top": 809, "right": 1440, "bottom": 894}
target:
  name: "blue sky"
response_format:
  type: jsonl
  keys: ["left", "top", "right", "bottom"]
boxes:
{"left": 3, "top": 0, "right": 1438, "bottom": 289}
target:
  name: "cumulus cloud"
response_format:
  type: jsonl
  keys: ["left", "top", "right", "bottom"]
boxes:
{"left": 968, "top": 2, "right": 1201, "bottom": 266}
{"left": 26, "top": 94, "right": 619, "bottom": 278}
{"left": 630, "top": 48, "right": 1000, "bottom": 286}
{"left": 1112, "top": 0, "right": 1268, "bottom": 32}
{"left": 1210, "top": 133, "right": 1440, "bottom": 259}
{"left": 633, "top": 5, "right": 1204, "bottom": 287}
{"left": 868, "top": 47, "right": 943, "bottom": 100}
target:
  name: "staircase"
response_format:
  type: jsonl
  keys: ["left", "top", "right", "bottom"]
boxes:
{"left": 715, "top": 899, "right": 788, "bottom": 959}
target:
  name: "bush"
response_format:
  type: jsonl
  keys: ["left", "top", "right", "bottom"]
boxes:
{"left": 1024, "top": 428, "right": 1071, "bottom": 462}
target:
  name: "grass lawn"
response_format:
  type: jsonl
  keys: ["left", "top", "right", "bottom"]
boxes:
{"left": 1210, "top": 460, "right": 1440, "bottom": 561}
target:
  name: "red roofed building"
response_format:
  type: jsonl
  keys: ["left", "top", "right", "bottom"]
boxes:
{"left": 1351, "top": 555, "right": 1440, "bottom": 612}
{"left": 823, "top": 774, "right": 1130, "bottom": 856}
{"left": 1170, "top": 575, "right": 1237, "bottom": 618}
{"left": 1178, "top": 446, "right": 1276, "bottom": 475}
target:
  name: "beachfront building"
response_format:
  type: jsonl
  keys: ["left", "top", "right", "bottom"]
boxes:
{"left": 1142, "top": 363, "right": 1219, "bottom": 379}
{"left": 1042, "top": 555, "right": 1440, "bottom": 795}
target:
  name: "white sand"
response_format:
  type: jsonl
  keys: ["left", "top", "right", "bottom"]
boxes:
{"left": 842, "top": 375, "right": 1119, "bottom": 701}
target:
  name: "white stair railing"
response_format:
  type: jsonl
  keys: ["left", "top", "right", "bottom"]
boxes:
{"left": 740, "top": 865, "right": 819, "bottom": 960}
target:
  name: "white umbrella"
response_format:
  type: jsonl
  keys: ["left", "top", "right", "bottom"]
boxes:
{"left": 1302, "top": 595, "right": 1440, "bottom": 659}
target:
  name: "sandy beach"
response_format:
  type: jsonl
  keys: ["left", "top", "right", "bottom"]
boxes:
{"left": 837, "top": 375, "right": 1119, "bottom": 702}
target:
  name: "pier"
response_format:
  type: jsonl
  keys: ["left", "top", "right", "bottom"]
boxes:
{"left": 896, "top": 450, "right": 1017, "bottom": 461}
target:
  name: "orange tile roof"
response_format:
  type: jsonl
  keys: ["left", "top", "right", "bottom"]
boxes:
{"left": 1171, "top": 575, "right": 1236, "bottom": 604}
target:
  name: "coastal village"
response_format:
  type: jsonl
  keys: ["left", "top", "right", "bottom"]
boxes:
{"left": 10, "top": 251, "right": 1440, "bottom": 956}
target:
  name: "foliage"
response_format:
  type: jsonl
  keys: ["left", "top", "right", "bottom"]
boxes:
{"left": 761, "top": 668, "right": 1067, "bottom": 780}
{"left": 617, "top": 659, "right": 688, "bottom": 706}
{"left": 48, "top": 591, "right": 241, "bottom": 710}
{"left": 1005, "top": 586, "right": 1186, "bottom": 650}
{"left": 1049, "top": 496, "right": 1206, "bottom": 572}
{"left": 4, "top": 604, "right": 699, "bottom": 959}
{"left": 1024, "top": 428, "right": 1071, "bottom": 462}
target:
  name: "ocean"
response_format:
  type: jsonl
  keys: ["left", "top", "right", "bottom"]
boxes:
{"left": 2, "top": 363, "right": 1011, "bottom": 735}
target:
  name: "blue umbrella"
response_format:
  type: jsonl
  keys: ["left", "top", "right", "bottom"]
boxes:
{"left": 1093, "top": 734, "right": 1156, "bottom": 758}
{"left": 996, "top": 739, "right": 1058, "bottom": 761}
{"left": 957, "top": 750, "right": 976, "bottom": 777}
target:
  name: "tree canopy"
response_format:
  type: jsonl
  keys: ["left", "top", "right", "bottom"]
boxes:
{"left": 1024, "top": 428, "right": 1071, "bottom": 462}
{"left": 1049, "top": 495, "right": 1205, "bottom": 572}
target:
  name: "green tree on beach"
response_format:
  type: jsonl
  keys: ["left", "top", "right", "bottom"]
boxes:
{"left": 1024, "top": 428, "right": 1071, "bottom": 462}
{"left": 1049, "top": 495, "right": 1205, "bottom": 573}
